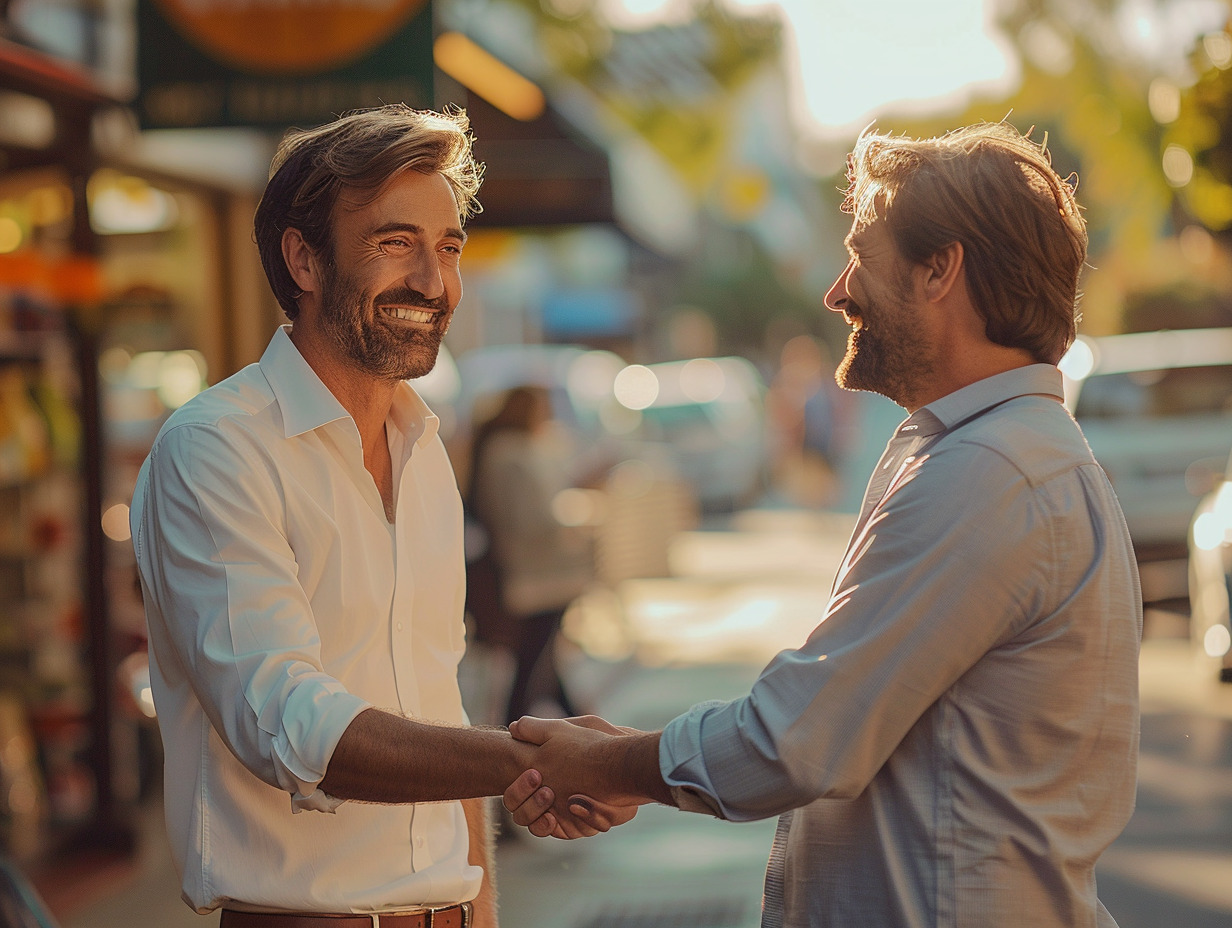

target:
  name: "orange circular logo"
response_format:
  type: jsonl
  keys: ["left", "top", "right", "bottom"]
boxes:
{"left": 153, "top": 0, "right": 429, "bottom": 75}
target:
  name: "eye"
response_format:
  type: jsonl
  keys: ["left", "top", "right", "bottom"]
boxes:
{"left": 381, "top": 237, "right": 411, "bottom": 250}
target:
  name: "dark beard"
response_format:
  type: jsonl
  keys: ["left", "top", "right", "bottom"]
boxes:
{"left": 835, "top": 305, "right": 932, "bottom": 409}
{"left": 320, "top": 269, "right": 451, "bottom": 382}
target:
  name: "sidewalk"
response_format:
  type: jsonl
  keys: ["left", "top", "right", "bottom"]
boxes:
{"left": 493, "top": 631, "right": 1232, "bottom": 928}
{"left": 56, "top": 510, "right": 1232, "bottom": 928}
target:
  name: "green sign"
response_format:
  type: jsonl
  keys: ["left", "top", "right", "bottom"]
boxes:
{"left": 136, "top": 0, "right": 435, "bottom": 129}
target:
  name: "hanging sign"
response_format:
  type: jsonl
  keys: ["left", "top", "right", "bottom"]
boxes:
{"left": 136, "top": 0, "right": 435, "bottom": 129}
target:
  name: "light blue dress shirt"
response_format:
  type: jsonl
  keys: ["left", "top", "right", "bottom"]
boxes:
{"left": 660, "top": 364, "right": 1142, "bottom": 928}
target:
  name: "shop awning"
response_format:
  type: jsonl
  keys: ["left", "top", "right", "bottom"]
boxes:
{"left": 463, "top": 92, "right": 615, "bottom": 228}
{"left": 0, "top": 37, "right": 119, "bottom": 172}
{"left": 0, "top": 36, "right": 116, "bottom": 108}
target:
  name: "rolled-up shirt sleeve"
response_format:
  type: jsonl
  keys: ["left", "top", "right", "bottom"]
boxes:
{"left": 134, "top": 421, "right": 369, "bottom": 803}
{"left": 660, "top": 439, "right": 1055, "bottom": 821}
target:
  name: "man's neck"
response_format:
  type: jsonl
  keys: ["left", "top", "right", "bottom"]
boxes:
{"left": 902, "top": 348, "right": 1038, "bottom": 414}
{"left": 287, "top": 323, "right": 397, "bottom": 447}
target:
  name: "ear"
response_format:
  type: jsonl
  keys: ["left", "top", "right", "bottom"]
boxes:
{"left": 282, "top": 227, "right": 320, "bottom": 295}
{"left": 919, "top": 241, "right": 964, "bottom": 304}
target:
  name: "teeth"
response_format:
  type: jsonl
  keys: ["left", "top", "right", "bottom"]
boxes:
{"left": 384, "top": 306, "right": 434, "bottom": 323}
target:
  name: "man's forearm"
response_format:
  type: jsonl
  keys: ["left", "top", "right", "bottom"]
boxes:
{"left": 319, "top": 707, "right": 536, "bottom": 803}
{"left": 610, "top": 731, "right": 674, "bottom": 806}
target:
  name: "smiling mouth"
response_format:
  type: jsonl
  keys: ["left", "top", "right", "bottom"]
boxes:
{"left": 382, "top": 306, "right": 437, "bottom": 324}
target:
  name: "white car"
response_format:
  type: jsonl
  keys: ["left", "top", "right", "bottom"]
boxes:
{"left": 1058, "top": 328, "right": 1232, "bottom": 603}
{"left": 615, "top": 356, "right": 770, "bottom": 512}
{"left": 1188, "top": 456, "right": 1232, "bottom": 682}
{"left": 449, "top": 347, "right": 770, "bottom": 513}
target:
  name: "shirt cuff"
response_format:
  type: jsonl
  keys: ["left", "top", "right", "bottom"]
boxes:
{"left": 670, "top": 784, "right": 723, "bottom": 817}
{"left": 290, "top": 788, "right": 347, "bottom": 814}
{"left": 659, "top": 698, "right": 731, "bottom": 819}
{"left": 273, "top": 689, "right": 371, "bottom": 805}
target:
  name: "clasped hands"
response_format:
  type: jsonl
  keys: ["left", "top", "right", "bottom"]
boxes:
{"left": 501, "top": 715, "right": 661, "bottom": 840}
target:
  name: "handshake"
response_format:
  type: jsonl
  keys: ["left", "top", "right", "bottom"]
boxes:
{"left": 500, "top": 714, "right": 674, "bottom": 840}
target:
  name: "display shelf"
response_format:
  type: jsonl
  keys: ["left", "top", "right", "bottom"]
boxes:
{"left": 1, "top": 33, "right": 139, "bottom": 893}
{"left": 0, "top": 294, "right": 93, "bottom": 861}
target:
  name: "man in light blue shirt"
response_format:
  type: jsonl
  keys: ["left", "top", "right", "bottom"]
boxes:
{"left": 505, "top": 122, "right": 1142, "bottom": 927}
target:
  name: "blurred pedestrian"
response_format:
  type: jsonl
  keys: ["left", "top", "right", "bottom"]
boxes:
{"left": 468, "top": 385, "right": 594, "bottom": 723}
{"left": 130, "top": 104, "right": 618, "bottom": 928}
{"left": 766, "top": 334, "right": 852, "bottom": 507}
{"left": 505, "top": 122, "right": 1142, "bottom": 928}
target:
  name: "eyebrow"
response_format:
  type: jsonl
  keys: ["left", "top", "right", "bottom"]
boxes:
{"left": 371, "top": 221, "right": 468, "bottom": 244}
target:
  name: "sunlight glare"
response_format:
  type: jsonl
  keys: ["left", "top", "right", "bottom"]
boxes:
{"left": 1163, "top": 144, "right": 1195, "bottom": 188}
{"left": 1057, "top": 337, "right": 1096, "bottom": 381}
{"left": 600, "top": 0, "right": 694, "bottom": 28}
{"left": 614, "top": 364, "right": 660, "bottom": 410}
{"left": 1148, "top": 78, "right": 1181, "bottom": 124}
{"left": 726, "top": 0, "right": 1014, "bottom": 137}
{"left": 1204, "top": 31, "right": 1232, "bottom": 69}
{"left": 1192, "top": 511, "right": 1227, "bottom": 552}
{"left": 1203, "top": 624, "right": 1231, "bottom": 659}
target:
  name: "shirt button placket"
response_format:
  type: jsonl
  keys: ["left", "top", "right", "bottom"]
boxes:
{"left": 409, "top": 818, "right": 428, "bottom": 871}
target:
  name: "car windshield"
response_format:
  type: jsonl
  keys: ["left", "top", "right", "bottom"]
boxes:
{"left": 1075, "top": 365, "right": 1232, "bottom": 420}
{"left": 639, "top": 403, "right": 713, "bottom": 438}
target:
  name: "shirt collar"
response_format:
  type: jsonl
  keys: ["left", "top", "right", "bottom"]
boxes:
{"left": 895, "top": 363, "right": 1064, "bottom": 439}
{"left": 261, "top": 325, "right": 440, "bottom": 447}
{"left": 261, "top": 326, "right": 349, "bottom": 438}
{"left": 389, "top": 380, "right": 440, "bottom": 449}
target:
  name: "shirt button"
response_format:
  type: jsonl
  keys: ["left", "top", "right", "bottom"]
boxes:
{"left": 415, "top": 836, "right": 425, "bottom": 848}
{"left": 396, "top": 622, "right": 403, "bottom": 632}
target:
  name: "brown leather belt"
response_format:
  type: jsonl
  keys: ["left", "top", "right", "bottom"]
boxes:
{"left": 219, "top": 902, "right": 472, "bottom": 928}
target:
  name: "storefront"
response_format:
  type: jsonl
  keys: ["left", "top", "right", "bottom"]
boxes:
{"left": 0, "top": 34, "right": 133, "bottom": 876}
{"left": 0, "top": 36, "right": 277, "bottom": 910}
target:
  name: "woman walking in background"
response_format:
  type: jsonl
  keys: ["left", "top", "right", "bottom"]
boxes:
{"left": 468, "top": 385, "right": 594, "bottom": 723}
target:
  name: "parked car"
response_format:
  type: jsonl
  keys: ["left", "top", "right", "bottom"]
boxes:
{"left": 1188, "top": 452, "right": 1232, "bottom": 682}
{"left": 620, "top": 356, "right": 770, "bottom": 512}
{"left": 449, "top": 343, "right": 630, "bottom": 487}
{"left": 1058, "top": 327, "right": 1232, "bottom": 603}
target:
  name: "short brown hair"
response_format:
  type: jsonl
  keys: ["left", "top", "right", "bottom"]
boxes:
{"left": 254, "top": 104, "right": 484, "bottom": 319}
{"left": 842, "top": 122, "right": 1087, "bottom": 364}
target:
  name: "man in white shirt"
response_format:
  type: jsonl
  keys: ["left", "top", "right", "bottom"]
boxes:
{"left": 131, "top": 105, "right": 613, "bottom": 928}
{"left": 504, "top": 122, "right": 1142, "bottom": 927}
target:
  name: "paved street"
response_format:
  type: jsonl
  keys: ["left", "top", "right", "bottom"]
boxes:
{"left": 59, "top": 510, "right": 1232, "bottom": 928}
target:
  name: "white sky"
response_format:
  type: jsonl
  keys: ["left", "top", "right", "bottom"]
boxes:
{"left": 601, "top": 0, "right": 1013, "bottom": 139}
{"left": 729, "top": 0, "right": 1016, "bottom": 137}
{"left": 600, "top": 0, "right": 1230, "bottom": 142}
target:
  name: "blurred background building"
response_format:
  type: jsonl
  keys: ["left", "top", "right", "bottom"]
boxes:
{"left": 3, "top": 0, "right": 1232, "bottom": 919}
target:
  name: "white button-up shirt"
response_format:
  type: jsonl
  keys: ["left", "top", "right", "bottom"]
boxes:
{"left": 131, "top": 326, "right": 478, "bottom": 914}
{"left": 660, "top": 364, "right": 1142, "bottom": 928}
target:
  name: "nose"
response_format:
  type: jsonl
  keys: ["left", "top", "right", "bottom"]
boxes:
{"left": 403, "top": 250, "right": 446, "bottom": 300}
{"left": 824, "top": 261, "right": 854, "bottom": 314}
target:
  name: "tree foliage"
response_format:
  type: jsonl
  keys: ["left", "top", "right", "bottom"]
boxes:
{"left": 1167, "top": 28, "right": 1232, "bottom": 234}
{"left": 500, "top": 0, "right": 781, "bottom": 192}
{"left": 840, "top": 0, "right": 1230, "bottom": 334}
